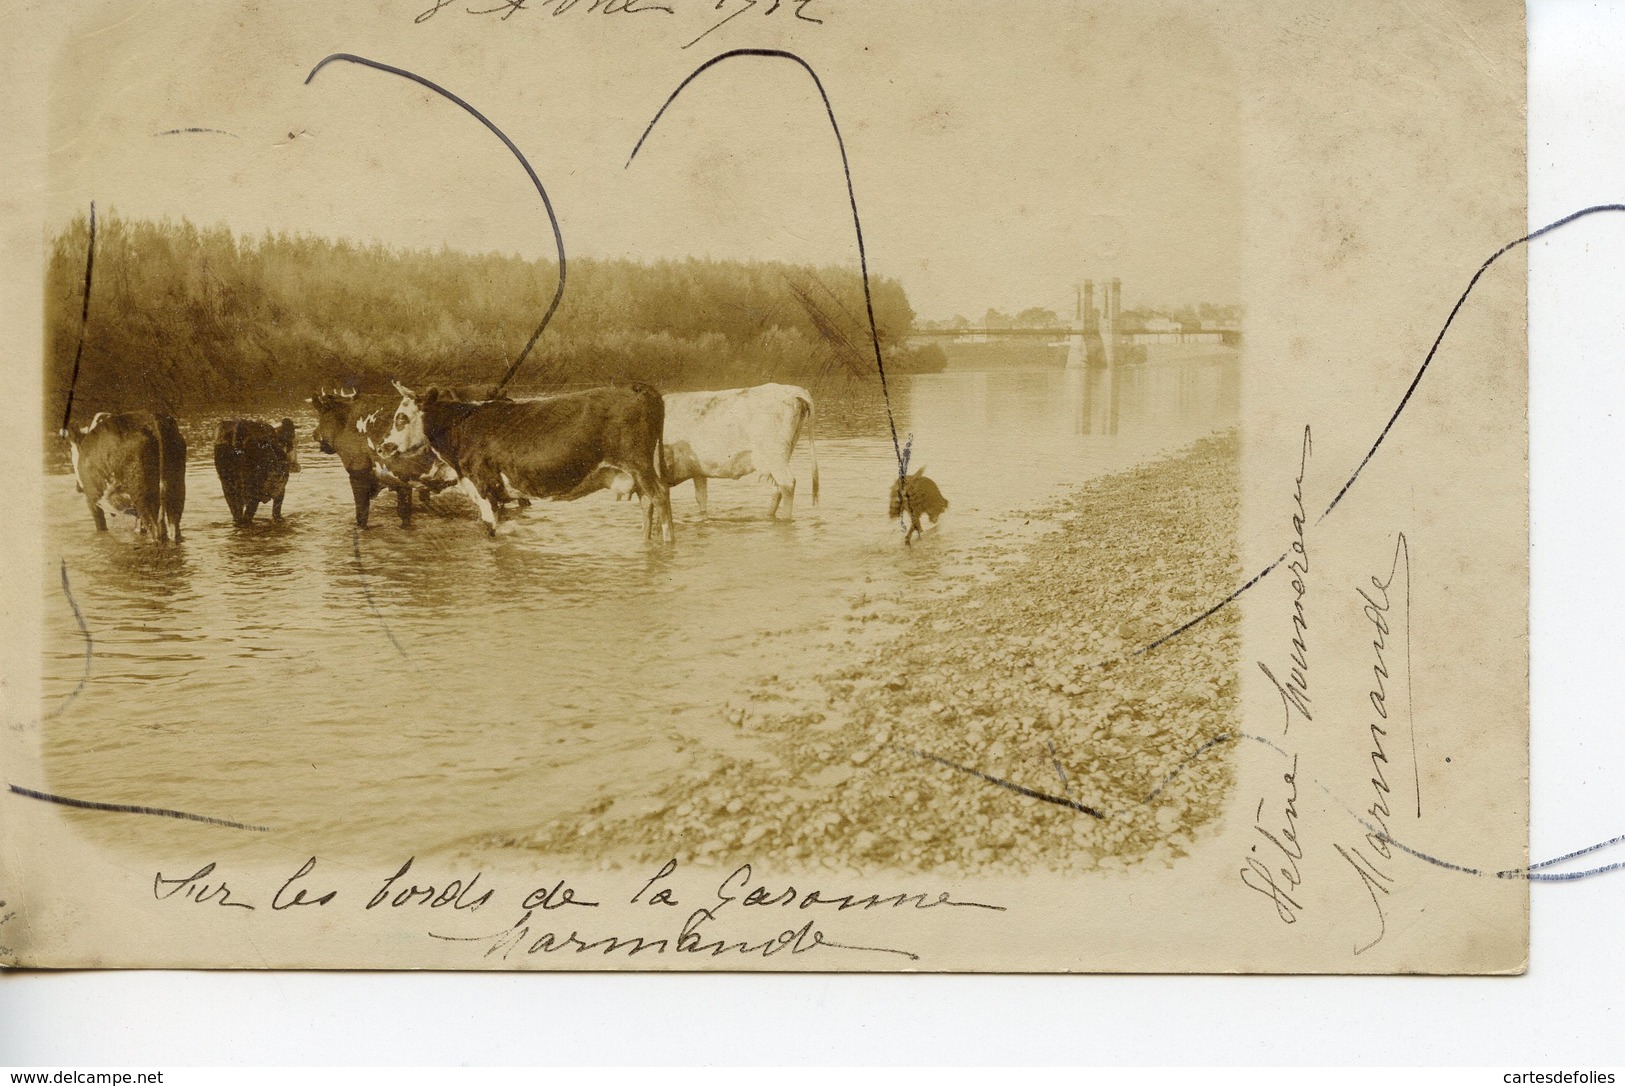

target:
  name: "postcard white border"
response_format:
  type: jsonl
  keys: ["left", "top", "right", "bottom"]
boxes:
{"left": 3, "top": 0, "right": 1621, "bottom": 1066}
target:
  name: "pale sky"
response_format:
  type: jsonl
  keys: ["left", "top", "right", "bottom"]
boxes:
{"left": 48, "top": 0, "right": 1242, "bottom": 320}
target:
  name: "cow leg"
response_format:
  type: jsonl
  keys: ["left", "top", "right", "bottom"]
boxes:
{"left": 627, "top": 466, "right": 672, "bottom": 543}
{"left": 272, "top": 494, "right": 284, "bottom": 520}
{"left": 86, "top": 496, "right": 107, "bottom": 532}
{"left": 654, "top": 476, "right": 674, "bottom": 544}
{"left": 135, "top": 488, "right": 162, "bottom": 541}
{"left": 458, "top": 476, "right": 499, "bottom": 537}
{"left": 692, "top": 476, "right": 708, "bottom": 517}
{"left": 243, "top": 500, "right": 261, "bottom": 526}
{"left": 396, "top": 485, "right": 414, "bottom": 527}
{"left": 349, "top": 470, "right": 375, "bottom": 529}
{"left": 778, "top": 478, "right": 797, "bottom": 521}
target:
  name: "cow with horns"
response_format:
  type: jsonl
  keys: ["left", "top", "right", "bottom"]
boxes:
{"left": 308, "top": 386, "right": 456, "bottom": 528}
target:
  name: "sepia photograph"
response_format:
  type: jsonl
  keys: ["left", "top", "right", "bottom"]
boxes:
{"left": 3, "top": 0, "right": 1528, "bottom": 973}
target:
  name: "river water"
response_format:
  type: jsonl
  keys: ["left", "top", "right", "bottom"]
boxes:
{"left": 38, "top": 354, "right": 1239, "bottom": 860}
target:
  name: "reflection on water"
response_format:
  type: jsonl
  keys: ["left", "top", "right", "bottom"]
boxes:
{"left": 38, "top": 356, "right": 1239, "bottom": 858}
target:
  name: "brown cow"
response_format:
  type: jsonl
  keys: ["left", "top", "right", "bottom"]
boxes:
{"left": 379, "top": 381, "right": 673, "bottom": 541}
{"left": 63, "top": 411, "right": 187, "bottom": 543}
{"left": 214, "top": 418, "right": 300, "bottom": 526}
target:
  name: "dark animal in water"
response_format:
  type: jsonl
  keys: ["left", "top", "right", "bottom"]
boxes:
{"left": 63, "top": 411, "right": 187, "bottom": 543}
{"left": 214, "top": 418, "right": 300, "bottom": 526}
{"left": 309, "top": 387, "right": 456, "bottom": 528}
{"left": 888, "top": 466, "right": 948, "bottom": 544}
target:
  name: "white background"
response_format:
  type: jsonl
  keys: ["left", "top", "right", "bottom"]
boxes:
{"left": 4, "top": 0, "right": 1624, "bottom": 1066}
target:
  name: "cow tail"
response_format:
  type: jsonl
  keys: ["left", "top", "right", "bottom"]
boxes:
{"left": 650, "top": 386, "right": 667, "bottom": 489}
{"left": 160, "top": 415, "right": 185, "bottom": 543}
{"left": 154, "top": 416, "right": 171, "bottom": 542}
{"left": 802, "top": 394, "right": 820, "bottom": 505}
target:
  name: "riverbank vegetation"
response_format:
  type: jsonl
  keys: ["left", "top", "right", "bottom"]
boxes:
{"left": 44, "top": 212, "right": 945, "bottom": 421}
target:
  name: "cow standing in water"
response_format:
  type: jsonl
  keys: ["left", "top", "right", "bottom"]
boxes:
{"left": 309, "top": 388, "right": 455, "bottom": 528}
{"left": 379, "top": 381, "right": 674, "bottom": 542}
{"left": 614, "top": 384, "right": 819, "bottom": 519}
{"left": 213, "top": 418, "right": 300, "bottom": 526}
{"left": 63, "top": 411, "right": 187, "bottom": 543}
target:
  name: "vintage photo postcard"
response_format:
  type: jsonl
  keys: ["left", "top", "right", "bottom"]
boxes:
{"left": 0, "top": 0, "right": 1527, "bottom": 972}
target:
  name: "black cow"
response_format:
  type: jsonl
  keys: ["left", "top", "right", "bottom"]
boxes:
{"left": 63, "top": 411, "right": 187, "bottom": 543}
{"left": 214, "top": 418, "right": 300, "bottom": 526}
{"left": 380, "top": 380, "right": 674, "bottom": 541}
{"left": 309, "top": 388, "right": 456, "bottom": 528}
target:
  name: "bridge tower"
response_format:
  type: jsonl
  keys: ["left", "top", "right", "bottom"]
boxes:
{"left": 1067, "top": 277, "right": 1117, "bottom": 369}
{"left": 1103, "top": 276, "right": 1121, "bottom": 369}
{"left": 1066, "top": 282, "right": 1087, "bottom": 369}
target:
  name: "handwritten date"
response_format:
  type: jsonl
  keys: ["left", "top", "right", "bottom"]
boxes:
{"left": 411, "top": 0, "right": 827, "bottom": 49}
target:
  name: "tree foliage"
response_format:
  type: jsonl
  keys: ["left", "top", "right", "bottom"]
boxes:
{"left": 45, "top": 212, "right": 945, "bottom": 421}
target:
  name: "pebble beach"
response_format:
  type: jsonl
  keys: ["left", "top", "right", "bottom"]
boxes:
{"left": 503, "top": 429, "right": 1242, "bottom": 876}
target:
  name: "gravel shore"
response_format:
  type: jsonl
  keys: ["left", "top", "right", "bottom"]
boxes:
{"left": 509, "top": 430, "right": 1240, "bottom": 876}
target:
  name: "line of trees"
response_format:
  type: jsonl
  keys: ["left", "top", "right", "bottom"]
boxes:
{"left": 44, "top": 212, "right": 945, "bottom": 421}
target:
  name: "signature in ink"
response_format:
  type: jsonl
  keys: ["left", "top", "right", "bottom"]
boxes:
{"left": 1258, "top": 425, "right": 1314, "bottom": 731}
{"left": 1241, "top": 755, "right": 1306, "bottom": 924}
{"left": 1334, "top": 531, "right": 1412, "bottom": 954}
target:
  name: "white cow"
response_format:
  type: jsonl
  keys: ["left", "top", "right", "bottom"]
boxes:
{"left": 615, "top": 383, "right": 819, "bottom": 519}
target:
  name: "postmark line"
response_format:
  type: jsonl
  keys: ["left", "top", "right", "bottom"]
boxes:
{"left": 44, "top": 559, "right": 93, "bottom": 722}
{"left": 304, "top": 53, "right": 567, "bottom": 396}
{"left": 1138, "top": 202, "right": 1625, "bottom": 655}
{"left": 7, "top": 784, "right": 269, "bottom": 832}
{"left": 890, "top": 744, "right": 1105, "bottom": 819}
{"left": 58, "top": 200, "right": 96, "bottom": 435}
{"left": 626, "top": 49, "right": 910, "bottom": 490}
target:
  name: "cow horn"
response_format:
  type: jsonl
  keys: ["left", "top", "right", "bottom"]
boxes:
{"left": 391, "top": 379, "right": 413, "bottom": 399}
{"left": 339, "top": 386, "right": 358, "bottom": 399}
